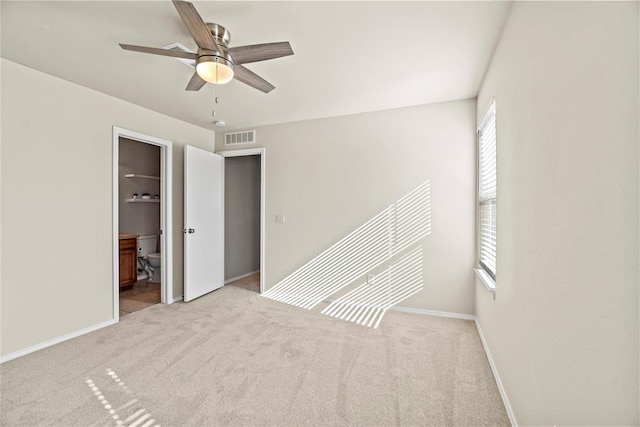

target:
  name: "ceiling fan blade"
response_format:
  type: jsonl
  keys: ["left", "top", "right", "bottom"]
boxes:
{"left": 228, "top": 42, "right": 294, "bottom": 65}
{"left": 172, "top": 0, "right": 219, "bottom": 52}
{"left": 186, "top": 72, "right": 207, "bottom": 91}
{"left": 119, "top": 43, "right": 197, "bottom": 60}
{"left": 233, "top": 65, "right": 275, "bottom": 93}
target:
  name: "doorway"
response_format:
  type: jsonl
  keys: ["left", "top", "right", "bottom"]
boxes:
{"left": 112, "top": 127, "right": 173, "bottom": 321}
{"left": 219, "top": 148, "right": 266, "bottom": 294}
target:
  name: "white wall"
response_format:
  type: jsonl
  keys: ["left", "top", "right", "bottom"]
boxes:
{"left": 475, "top": 2, "right": 639, "bottom": 424}
{"left": 217, "top": 99, "right": 477, "bottom": 315}
{"left": 0, "top": 59, "right": 215, "bottom": 358}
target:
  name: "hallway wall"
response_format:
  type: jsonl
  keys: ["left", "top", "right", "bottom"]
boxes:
{"left": 224, "top": 156, "right": 261, "bottom": 280}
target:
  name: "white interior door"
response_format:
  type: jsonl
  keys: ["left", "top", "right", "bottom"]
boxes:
{"left": 184, "top": 145, "right": 224, "bottom": 302}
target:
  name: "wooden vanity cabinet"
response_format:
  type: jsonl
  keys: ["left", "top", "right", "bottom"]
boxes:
{"left": 119, "top": 237, "right": 138, "bottom": 287}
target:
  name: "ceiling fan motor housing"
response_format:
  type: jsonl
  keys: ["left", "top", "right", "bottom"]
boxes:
{"left": 197, "top": 23, "right": 234, "bottom": 73}
{"left": 206, "top": 23, "right": 231, "bottom": 50}
{"left": 197, "top": 49, "right": 234, "bottom": 69}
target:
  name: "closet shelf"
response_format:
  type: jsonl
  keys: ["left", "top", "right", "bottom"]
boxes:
{"left": 126, "top": 199, "right": 160, "bottom": 203}
{"left": 124, "top": 173, "right": 160, "bottom": 180}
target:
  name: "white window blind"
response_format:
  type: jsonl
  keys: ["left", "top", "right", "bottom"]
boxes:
{"left": 478, "top": 102, "right": 497, "bottom": 279}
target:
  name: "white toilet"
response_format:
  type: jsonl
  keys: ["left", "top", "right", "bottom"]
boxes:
{"left": 137, "top": 235, "right": 161, "bottom": 283}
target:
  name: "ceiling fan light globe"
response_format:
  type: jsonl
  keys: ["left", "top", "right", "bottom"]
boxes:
{"left": 196, "top": 57, "right": 234, "bottom": 84}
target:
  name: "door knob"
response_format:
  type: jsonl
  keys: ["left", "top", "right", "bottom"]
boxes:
{"left": 188, "top": 228, "right": 195, "bottom": 234}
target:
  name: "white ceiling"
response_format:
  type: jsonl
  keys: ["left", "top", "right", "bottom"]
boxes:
{"left": 1, "top": 1, "right": 511, "bottom": 131}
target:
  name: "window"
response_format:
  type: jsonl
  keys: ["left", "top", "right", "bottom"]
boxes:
{"left": 477, "top": 101, "right": 497, "bottom": 283}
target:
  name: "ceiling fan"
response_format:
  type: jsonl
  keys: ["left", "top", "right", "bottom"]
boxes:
{"left": 119, "top": 0, "right": 294, "bottom": 93}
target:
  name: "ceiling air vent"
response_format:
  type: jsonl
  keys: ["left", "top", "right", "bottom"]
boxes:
{"left": 163, "top": 43, "right": 196, "bottom": 69}
{"left": 225, "top": 130, "right": 256, "bottom": 146}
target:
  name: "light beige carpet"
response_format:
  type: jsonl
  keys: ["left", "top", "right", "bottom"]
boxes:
{"left": 1, "top": 285, "right": 509, "bottom": 426}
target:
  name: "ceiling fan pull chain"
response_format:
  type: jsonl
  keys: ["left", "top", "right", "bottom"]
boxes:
{"left": 212, "top": 77, "right": 217, "bottom": 117}
{"left": 211, "top": 66, "right": 222, "bottom": 118}
{"left": 211, "top": 87, "right": 222, "bottom": 117}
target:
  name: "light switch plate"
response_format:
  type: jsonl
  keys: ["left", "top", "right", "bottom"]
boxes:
{"left": 276, "top": 214, "right": 286, "bottom": 224}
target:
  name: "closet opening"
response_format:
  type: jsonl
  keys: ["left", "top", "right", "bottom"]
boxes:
{"left": 112, "top": 127, "right": 173, "bottom": 321}
{"left": 220, "top": 148, "right": 266, "bottom": 294}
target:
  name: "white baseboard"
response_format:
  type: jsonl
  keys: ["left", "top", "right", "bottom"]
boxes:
{"left": 321, "top": 299, "right": 475, "bottom": 321}
{"left": 389, "top": 305, "right": 476, "bottom": 321}
{"left": 474, "top": 319, "right": 518, "bottom": 427}
{"left": 0, "top": 319, "right": 117, "bottom": 364}
{"left": 224, "top": 270, "right": 259, "bottom": 285}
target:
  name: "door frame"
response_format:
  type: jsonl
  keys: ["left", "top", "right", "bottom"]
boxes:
{"left": 218, "top": 148, "right": 266, "bottom": 294}
{"left": 112, "top": 127, "right": 173, "bottom": 321}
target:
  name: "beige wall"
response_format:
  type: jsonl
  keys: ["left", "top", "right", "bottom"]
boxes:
{"left": 119, "top": 137, "right": 160, "bottom": 239}
{"left": 476, "top": 2, "right": 639, "bottom": 424}
{"left": 0, "top": 59, "right": 215, "bottom": 357}
{"left": 217, "top": 99, "right": 477, "bottom": 315}
{"left": 224, "top": 156, "right": 261, "bottom": 281}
